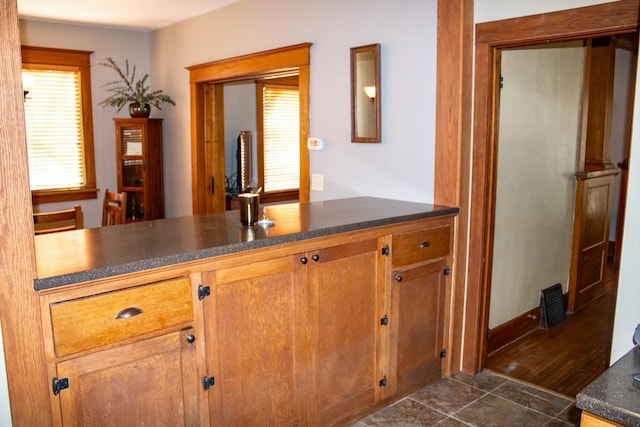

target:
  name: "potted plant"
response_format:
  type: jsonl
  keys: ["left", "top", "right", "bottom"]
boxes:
{"left": 98, "top": 57, "right": 175, "bottom": 117}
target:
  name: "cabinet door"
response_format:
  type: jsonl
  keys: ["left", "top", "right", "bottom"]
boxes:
{"left": 203, "top": 255, "right": 309, "bottom": 426}
{"left": 309, "top": 239, "right": 380, "bottom": 425}
{"left": 390, "top": 259, "right": 447, "bottom": 395}
{"left": 56, "top": 329, "right": 198, "bottom": 427}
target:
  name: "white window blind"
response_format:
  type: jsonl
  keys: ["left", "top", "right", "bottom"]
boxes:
{"left": 23, "top": 69, "right": 86, "bottom": 190}
{"left": 262, "top": 85, "right": 299, "bottom": 193}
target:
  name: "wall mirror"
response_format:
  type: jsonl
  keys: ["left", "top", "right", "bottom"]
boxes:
{"left": 351, "top": 43, "right": 381, "bottom": 143}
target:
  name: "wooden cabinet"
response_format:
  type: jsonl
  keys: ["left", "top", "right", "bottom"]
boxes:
{"left": 202, "top": 255, "right": 309, "bottom": 426}
{"left": 55, "top": 329, "right": 198, "bottom": 427}
{"left": 42, "top": 277, "right": 199, "bottom": 426}
{"left": 581, "top": 411, "right": 624, "bottom": 426}
{"left": 114, "top": 118, "right": 164, "bottom": 222}
{"left": 201, "top": 238, "right": 381, "bottom": 426}
{"left": 310, "top": 239, "right": 380, "bottom": 425}
{"left": 386, "top": 221, "right": 452, "bottom": 397}
{"left": 40, "top": 215, "right": 454, "bottom": 426}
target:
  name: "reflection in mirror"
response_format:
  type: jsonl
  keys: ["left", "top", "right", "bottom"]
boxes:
{"left": 351, "top": 43, "right": 381, "bottom": 143}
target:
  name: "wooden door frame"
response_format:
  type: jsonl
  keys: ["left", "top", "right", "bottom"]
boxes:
{"left": 186, "top": 43, "right": 311, "bottom": 214}
{"left": 455, "top": 0, "right": 639, "bottom": 373}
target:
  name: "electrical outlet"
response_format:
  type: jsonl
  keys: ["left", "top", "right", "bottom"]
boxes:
{"left": 311, "top": 173, "right": 324, "bottom": 191}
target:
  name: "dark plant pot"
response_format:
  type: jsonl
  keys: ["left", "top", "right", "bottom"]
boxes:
{"left": 129, "top": 103, "right": 151, "bottom": 118}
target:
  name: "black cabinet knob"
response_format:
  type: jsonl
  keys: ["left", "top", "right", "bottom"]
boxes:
{"left": 300, "top": 257, "right": 308, "bottom": 264}
{"left": 395, "top": 275, "right": 403, "bottom": 282}
{"left": 312, "top": 254, "right": 320, "bottom": 262}
{"left": 186, "top": 334, "right": 195, "bottom": 344}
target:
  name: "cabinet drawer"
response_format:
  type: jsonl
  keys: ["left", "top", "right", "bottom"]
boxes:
{"left": 50, "top": 277, "right": 193, "bottom": 357}
{"left": 392, "top": 225, "right": 451, "bottom": 267}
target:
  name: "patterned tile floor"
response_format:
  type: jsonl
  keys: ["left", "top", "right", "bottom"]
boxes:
{"left": 351, "top": 370, "right": 580, "bottom": 426}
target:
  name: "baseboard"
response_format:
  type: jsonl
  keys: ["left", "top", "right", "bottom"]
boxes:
{"left": 487, "top": 306, "right": 540, "bottom": 356}
{"left": 487, "top": 293, "right": 569, "bottom": 356}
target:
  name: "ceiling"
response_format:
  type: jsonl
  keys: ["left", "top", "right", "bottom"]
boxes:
{"left": 17, "top": 0, "right": 241, "bottom": 31}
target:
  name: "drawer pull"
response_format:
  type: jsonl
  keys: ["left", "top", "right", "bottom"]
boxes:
{"left": 419, "top": 241, "right": 431, "bottom": 248}
{"left": 115, "top": 307, "right": 143, "bottom": 319}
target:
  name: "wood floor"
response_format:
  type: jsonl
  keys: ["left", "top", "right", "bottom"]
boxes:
{"left": 485, "top": 263, "right": 618, "bottom": 397}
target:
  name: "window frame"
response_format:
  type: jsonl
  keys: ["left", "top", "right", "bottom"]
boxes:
{"left": 22, "top": 45, "right": 98, "bottom": 204}
{"left": 256, "top": 77, "right": 300, "bottom": 204}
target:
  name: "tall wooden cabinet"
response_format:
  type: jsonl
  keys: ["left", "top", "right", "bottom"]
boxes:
{"left": 114, "top": 118, "right": 165, "bottom": 222}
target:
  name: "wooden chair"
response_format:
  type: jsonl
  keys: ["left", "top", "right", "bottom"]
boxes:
{"left": 33, "top": 205, "right": 83, "bottom": 235}
{"left": 102, "top": 189, "right": 127, "bottom": 226}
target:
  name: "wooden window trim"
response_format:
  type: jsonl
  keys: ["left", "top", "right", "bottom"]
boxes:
{"left": 22, "top": 46, "right": 98, "bottom": 204}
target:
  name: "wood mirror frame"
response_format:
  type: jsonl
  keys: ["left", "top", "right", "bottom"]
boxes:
{"left": 351, "top": 43, "right": 381, "bottom": 143}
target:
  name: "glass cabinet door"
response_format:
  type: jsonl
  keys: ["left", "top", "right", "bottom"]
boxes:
{"left": 119, "top": 126, "right": 145, "bottom": 220}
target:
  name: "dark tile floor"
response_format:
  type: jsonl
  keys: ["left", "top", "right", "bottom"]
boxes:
{"left": 352, "top": 370, "right": 580, "bottom": 426}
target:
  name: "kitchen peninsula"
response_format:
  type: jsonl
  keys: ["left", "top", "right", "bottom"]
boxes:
{"left": 35, "top": 197, "right": 458, "bottom": 426}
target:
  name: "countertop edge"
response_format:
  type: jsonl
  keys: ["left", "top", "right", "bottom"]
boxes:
{"left": 575, "top": 347, "right": 640, "bottom": 426}
{"left": 34, "top": 205, "right": 458, "bottom": 291}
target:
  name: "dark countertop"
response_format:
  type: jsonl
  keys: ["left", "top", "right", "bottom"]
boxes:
{"left": 34, "top": 197, "right": 458, "bottom": 290}
{"left": 576, "top": 347, "right": 640, "bottom": 426}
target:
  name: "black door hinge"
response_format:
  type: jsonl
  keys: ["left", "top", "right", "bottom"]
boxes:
{"left": 440, "top": 349, "right": 447, "bottom": 358}
{"left": 443, "top": 266, "right": 451, "bottom": 276}
{"left": 379, "top": 376, "right": 387, "bottom": 387}
{"left": 381, "top": 245, "right": 390, "bottom": 256}
{"left": 202, "top": 376, "right": 215, "bottom": 391}
{"left": 198, "top": 284, "right": 211, "bottom": 300}
{"left": 380, "top": 315, "right": 389, "bottom": 326}
{"left": 52, "top": 377, "right": 69, "bottom": 396}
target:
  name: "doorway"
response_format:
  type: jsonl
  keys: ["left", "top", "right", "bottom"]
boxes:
{"left": 186, "top": 43, "right": 311, "bottom": 215}
{"left": 222, "top": 76, "right": 301, "bottom": 209}
{"left": 465, "top": 1, "right": 640, "bottom": 375}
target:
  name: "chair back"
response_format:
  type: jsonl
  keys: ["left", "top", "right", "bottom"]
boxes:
{"left": 34, "top": 205, "right": 83, "bottom": 235}
{"left": 102, "top": 189, "right": 127, "bottom": 226}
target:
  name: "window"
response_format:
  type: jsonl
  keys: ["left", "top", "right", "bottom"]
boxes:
{"left": 22, "top": 46, "right": 97, "bottom": 204}
{"left": 257, "top": 79, "right": 300, "bottom": 203}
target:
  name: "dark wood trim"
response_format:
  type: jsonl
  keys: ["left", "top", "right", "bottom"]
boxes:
{"left": 434, "top": 0, "right": 474, "bottom": 376}
{"left": 486, "top": 306, "right": 540, "bottom": 356}
{"left": 487, "top": 291, "right": 571, "bottom": 357}
{"left": 475, "top": 0, "right": 640, "bottom": 47}
{"left": 465, "top": 0, "right": 640, "bottom": 374}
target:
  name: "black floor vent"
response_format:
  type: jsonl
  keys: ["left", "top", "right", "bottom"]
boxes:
{"left": 540, "top": 283, "right": 566, "bottom": 329}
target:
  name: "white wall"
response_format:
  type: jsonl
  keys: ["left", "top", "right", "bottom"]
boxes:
{"left": 611, "top": 46, "right": 640, "bottom": 361}
{"left": 19, "top": 20, "right": 150, "bottom": 228}
{"left": 489, "top": 44, "right": 583, "bottom": 328}
{"left": 150, "top": 0, "right": 438, "bottom": 218}
{"left": 609, "top": 48, "right": 635, "bottom": 240}
{"left": 475, "top": 0, "right": 617, "bottom": 23}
